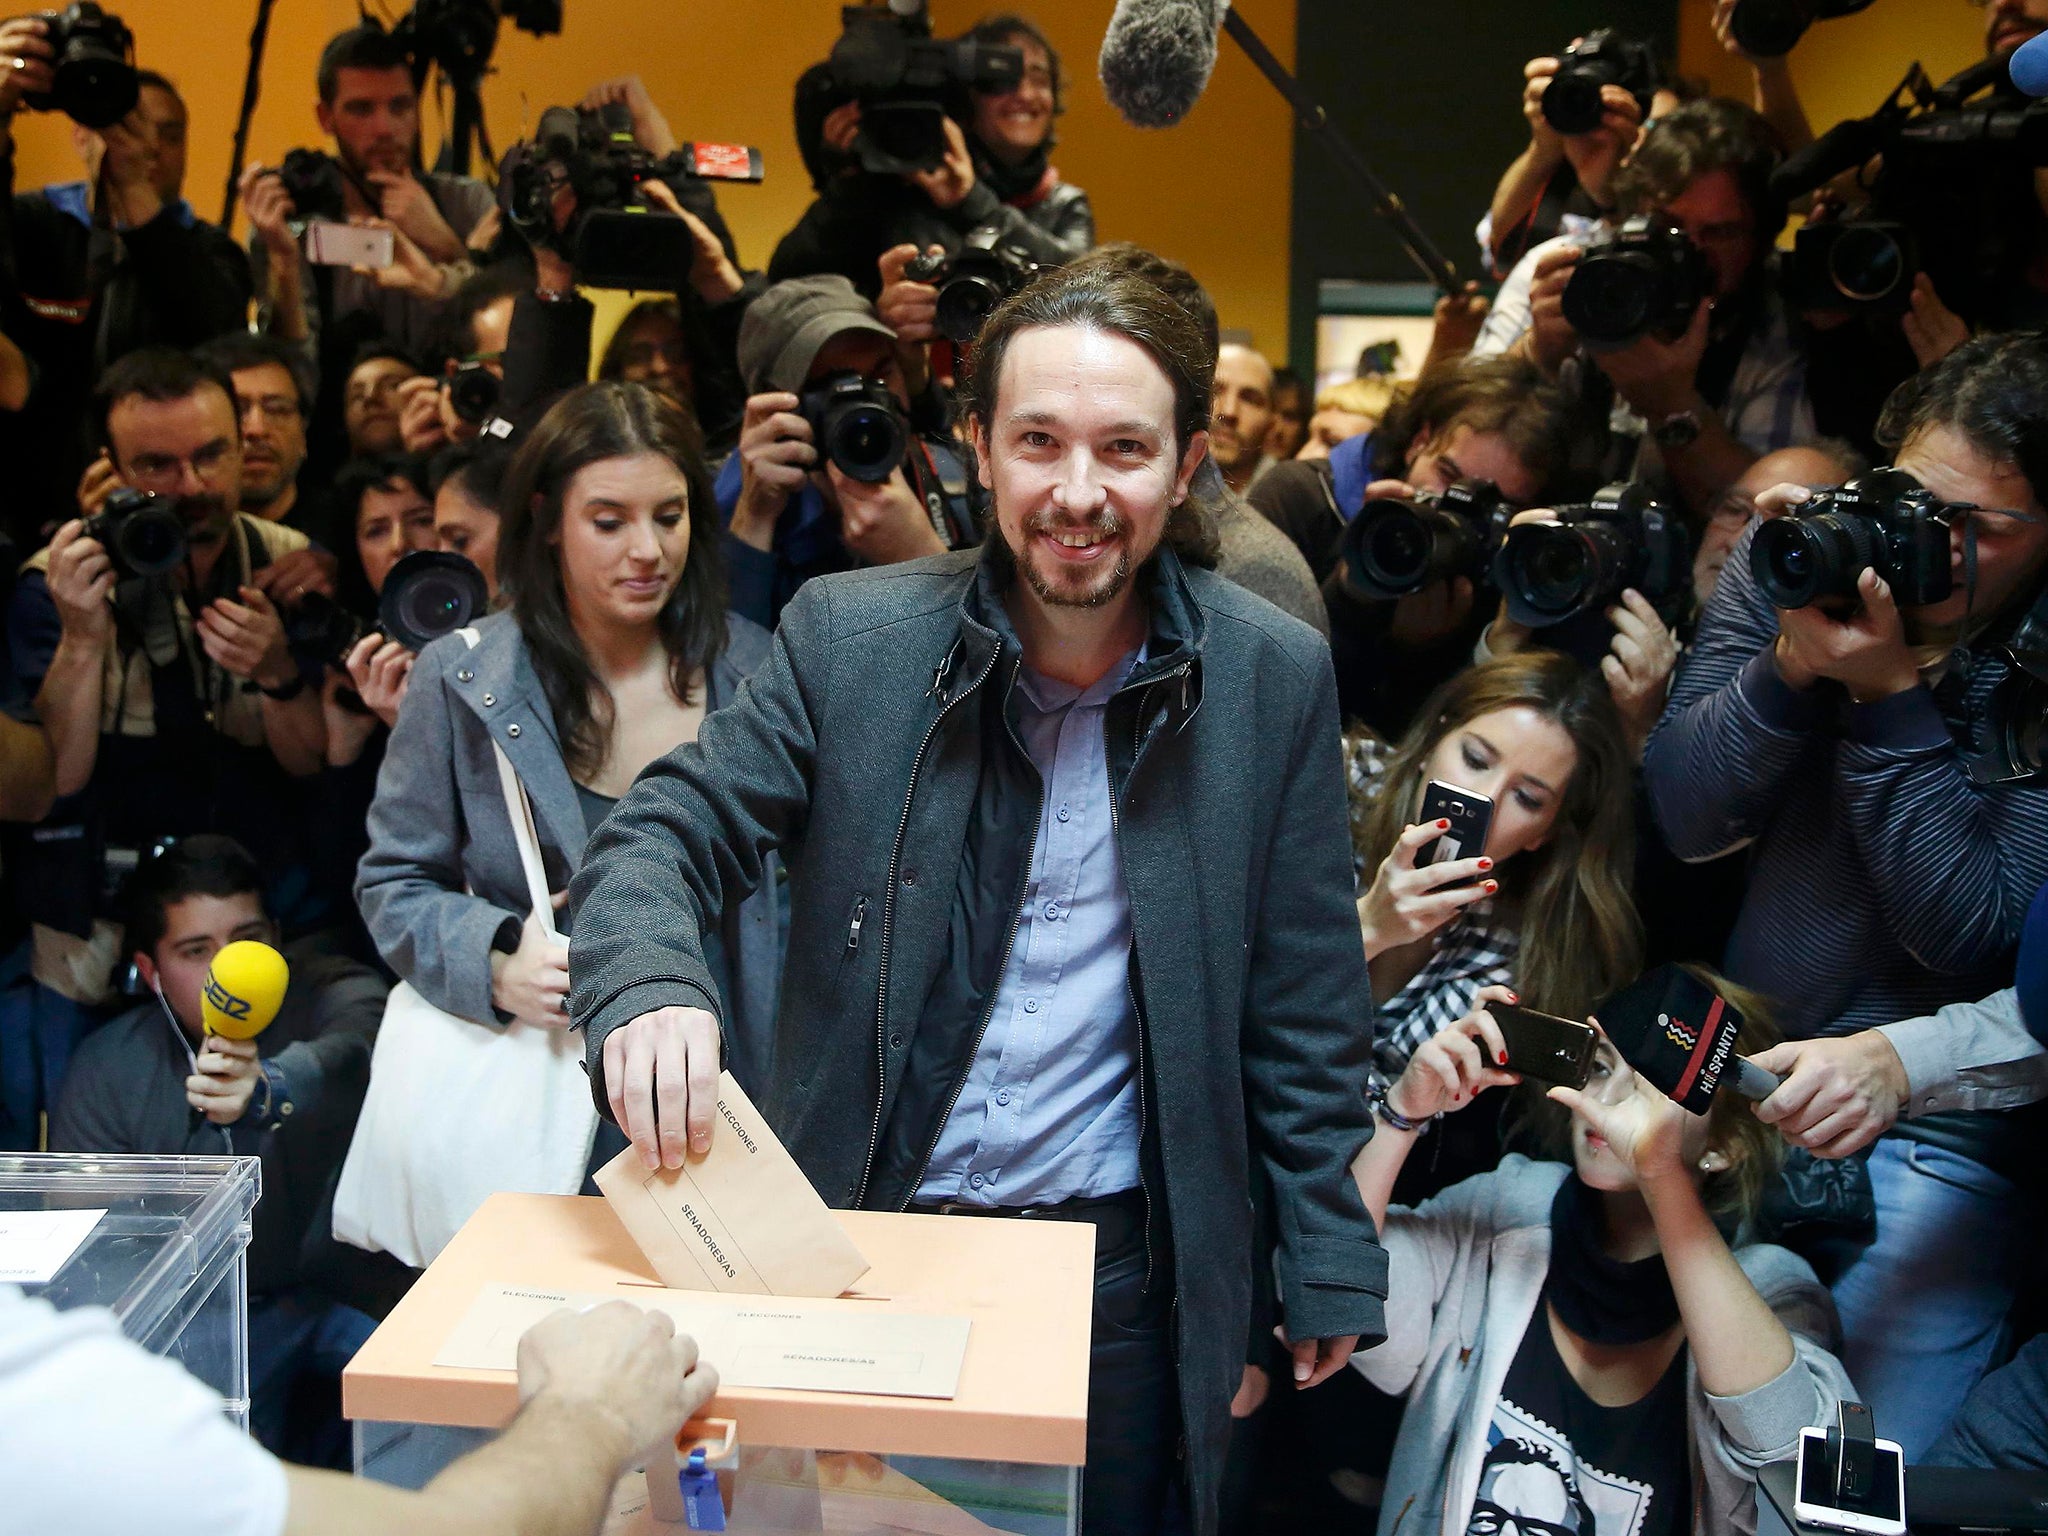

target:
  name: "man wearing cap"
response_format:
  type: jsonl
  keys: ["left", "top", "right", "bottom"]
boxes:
{"left": 714, "top": 273, "right": 978, "bottom": 629}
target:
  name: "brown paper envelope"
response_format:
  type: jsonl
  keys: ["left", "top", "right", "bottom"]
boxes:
{"left": 594, "top": 1071, "right": 871, "bottom": 1297}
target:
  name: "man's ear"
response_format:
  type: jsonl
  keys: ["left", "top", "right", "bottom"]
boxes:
{"left": 1174, "top": 429, "right": 1210, "bottom": 505}
{"left": 314, "top": 101, "right": 336, "bottom": 141}
{"left": 969, "top": 416, "right": 993, "bottom": 492}
{"left": 1405, "top": 422, "right": 1436, "bottom": 470}
{"left": 133, "top": 952, "right": 160, "bottom": 995}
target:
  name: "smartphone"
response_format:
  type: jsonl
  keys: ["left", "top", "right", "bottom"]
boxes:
{"left": 304, "top": 219, "right": 394, "bottom": 269}
{"left": 1416, "top": 780, "right": 1493, "bottom": 876}
{"left": 1491, "top": 1002, "right": 1597, "bottom": 1090}
{"left": 1794, "top": 1425, "right": 1906, "bottom": 1535}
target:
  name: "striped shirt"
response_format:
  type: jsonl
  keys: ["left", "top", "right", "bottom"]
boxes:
{"left": 1643, "top": 518, "right": 2048, "bottom": 1042}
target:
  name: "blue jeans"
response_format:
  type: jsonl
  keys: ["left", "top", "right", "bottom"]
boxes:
{"left": 247, "top": 1292, "right": 380, "bottom": 1467}
{"left": 1822, "top": 1137, "right": 2023, "bottom": 1460}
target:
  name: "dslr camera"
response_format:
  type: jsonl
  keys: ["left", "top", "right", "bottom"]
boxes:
{"left": 1494, "top": 483, "right": 1691, "bottom": 629}
{"left": 1563, "top": 217, "right": 1711, "bottom": 349}
{"left": 273, "top": 147, "right": 348, "bottom": 227}
{"left": 904, "top": 225, "right": 1048, "bottom": 343}
{"left": 1338, "top": 479, "right": 1511, "bottom": 603}
{"left": 1724, "top": 0, "right": 1876, "bottom": 61}
{"left": 446, "top": 359, "right": 500, "bottom": 424}
{"left": 20, "top": 2, "right": 136, "bottom": 129}
{"left": 284, "top": 550, "right": 491, "bottom": 667}
{"left": 84, "top": 488, "right": 185, "bottom": 580}
{"left": 798, "top": 372, "right": 909, "bottom": 484}
{"left": 1541, "top": 29, "right": 1659, "bottom": 138}
{"left": 1748, "top": 467, "right": 1957, "bottom": 610}
{"left": 499, "top": 103, "right": 763, "bottom": 291}
{"left": 824, "top": 4, "right": 1021, "bottom": 175}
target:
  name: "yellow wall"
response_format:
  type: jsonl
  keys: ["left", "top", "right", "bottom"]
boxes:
{"left": 9, "top": 0, "right": 1298, "bottom": 354}
{"left": 1676, "top": 0, "right": 1987, "bottom": 130}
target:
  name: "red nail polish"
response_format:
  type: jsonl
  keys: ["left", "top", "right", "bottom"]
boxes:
{"left": 1478, "top": 858, "right": 1494, "bottom": 871}
{"left": 1438, "top": 818, "right": 1451, "bottom": 830}
{"left": 1484, "top": 880, "right": 1499, "bottom": 893}
{"left": 1497, "top": 1051, "right": 1508, "bottom": 1066}
{"left": 1507, "top": 992, "right": 1520, "bottom": 1003}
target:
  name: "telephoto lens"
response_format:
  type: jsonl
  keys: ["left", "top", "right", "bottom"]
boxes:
{"left": 1494, "top": 484, "right": 1691, "bottom": 628}
{"left": 83, "top": 488, "right": 186, "bottom": 580}
{"left": 22, "top": 2, "right": 138, "bottom": 129}
{"left": 379, "top": 551, "right": 491, "bottom": 651}
{"left": 1748, "top": 470, "right": 1957, "bottom": 610}
{"left": 1339, "top": 480, "right": 1509, "bottom": 602}
{"left": 798, "top": 371, "right": 910, "bottom": 484}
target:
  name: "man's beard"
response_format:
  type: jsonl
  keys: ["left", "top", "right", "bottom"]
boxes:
{"left": 1007, "top": 506, "right": 1136, "bottom": 610}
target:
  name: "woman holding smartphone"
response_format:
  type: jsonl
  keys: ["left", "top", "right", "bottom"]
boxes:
{"left": 1350, "top": 978, "right": 1850, "bottom": 1536}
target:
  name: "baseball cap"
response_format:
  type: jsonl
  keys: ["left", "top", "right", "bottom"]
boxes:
{"left": 737, "top": 274, "right": 898, "bottom": 396}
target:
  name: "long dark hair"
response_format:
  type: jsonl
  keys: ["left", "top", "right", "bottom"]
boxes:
{"left": 497, "top": 381, "right": 727, "bottom": 780}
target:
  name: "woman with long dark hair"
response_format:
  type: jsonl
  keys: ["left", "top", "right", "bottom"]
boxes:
{"left": 357, "top": 381, "right": 783, "bottom": 1172}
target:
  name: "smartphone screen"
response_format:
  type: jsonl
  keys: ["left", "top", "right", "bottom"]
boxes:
{"left": 1416, "top": 780, "right": 1493, "bottom": 874}
{"left": 1795, "top": 1428, "right": 1905, "bottom": 1532}
{"left": 1492, "top": 1003, "right": 1596, "bottom": 1090}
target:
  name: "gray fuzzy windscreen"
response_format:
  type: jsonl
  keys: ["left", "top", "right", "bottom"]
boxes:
{"left": 1098, "top": 0, "right": 1226, "bottom": 128}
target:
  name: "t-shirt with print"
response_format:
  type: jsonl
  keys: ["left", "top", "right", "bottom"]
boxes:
{"left": 1469, "top": 1288, "right": 1691, "bottom": 1536}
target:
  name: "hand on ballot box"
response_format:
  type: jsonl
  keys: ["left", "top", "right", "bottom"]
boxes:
{"left": 604, "top": 1004, "right": 725, "bottom": 1170}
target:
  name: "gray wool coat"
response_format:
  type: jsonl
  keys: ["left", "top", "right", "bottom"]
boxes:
{"left": 356, "top": 610, "right": 783, "bottom": 1091}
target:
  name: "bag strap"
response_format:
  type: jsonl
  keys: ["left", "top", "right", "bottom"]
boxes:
{"left": 460, "top": 628, "right": 560, "bottom": 943}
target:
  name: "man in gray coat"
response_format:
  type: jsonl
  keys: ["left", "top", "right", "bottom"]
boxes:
{"left": 569, "top": 259, "right": 1385, "bottom": 1534}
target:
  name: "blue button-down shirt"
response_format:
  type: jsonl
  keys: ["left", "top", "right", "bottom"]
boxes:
{"left": 916, "top": 649, "right": 1144, "bottom": 1207}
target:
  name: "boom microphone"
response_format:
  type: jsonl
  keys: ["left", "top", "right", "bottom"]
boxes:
{"left": 2012, "top": 32, "right": 2048, "bottom": 98}
{"left": 1598, "top": 965, "right": 1782, "bottom": 1113}
{"left": 200, "top": 940, "right": 289, "bottom": 1041}
{"left": 1099, "top": 0, "right": 1228, "bottom": 129}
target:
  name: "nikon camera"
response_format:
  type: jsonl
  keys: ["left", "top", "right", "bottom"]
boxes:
{"left": 1541, "top": 30, "right": 1659, "bottom": 137}
{"left": 1494, "top": 484, "right": 1692, "bottom": 630}
{"left": 904, "top": 225, "right": 1048, "bottom": 343}
{"left": 1338, "top": 479, "right": 1511, "bottom": 603}
{"left": 1749, "top": 468, "right": 1957, "bottom": 610}
{"left": 1562, "top": 217, "right": 1711, "bottom": 350}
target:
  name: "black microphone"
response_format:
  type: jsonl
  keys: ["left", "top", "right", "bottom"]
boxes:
{"left": 1099, "top": 0, "right": 1228, "bottom": 129}
{"left": 1598, "top": 965, "right": 1782, "bottom": 1113}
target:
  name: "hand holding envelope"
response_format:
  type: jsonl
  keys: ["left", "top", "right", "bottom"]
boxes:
{"left": 600, "top": 1003, "right": 725, "bottom": 1169}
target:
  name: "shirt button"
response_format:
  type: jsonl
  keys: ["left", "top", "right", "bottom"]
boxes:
{"left": 969, "top": 1172, "right": 985, "bottom": 1190}
{"left": 507, "top": 723, "right": 521, "bottom": 738}
{"left": 1023, "top": 998, "right": 1039, "bottom": 1014}
{"left": 1056, "top": 804, "right": 1071, "bottom": 823}
{"left": 995, "top": 1088, "right": 1012, "bottom": 1107}
{"left": 889, "top": 1032, "right": 904, "bottom": 1050}
{"left": 481, "top": 692, "right": 496, "bottom": 706}
{"left": 456, "top": 669, "right": 474, "bottom": 682}
{"left": 1043, "top": 901, "right": 1061, "bottom": 922}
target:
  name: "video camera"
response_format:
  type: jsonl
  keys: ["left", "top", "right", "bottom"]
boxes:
{"left": 1541, "top": 29, "right": 1659, "bottom": 138}
{"left": 824, "top": 3, "right": 1021, "bottom": 176}
{"left": 1562, "top": 217, "right": 1711, "bottom": 349}
{"left": 1774, "top": 57, "right": 2048, "bottom": 318}
{"left": 1749, "top": 467, "right": 1958, "bottom": 610}
{"left": 20, "top": 1, "right": 136, "bottom": 129}
{"left": 390, "top": 0, "right": 561, "bottom": 93}
{"left": 498, "top": 102, "right": 764, "bottom": 291}
{"left": 1493, "top": 483, "right": 1691, "bottom": 632}
{"left": 84, "top": 489, "right": 185, "bottom": 581}
{"left": 1337, "top": 479, "right": 1512, "bottom": 603}
{"left": 904, "top": 225, "right": 1049, "bottom": 343}
{"left": 284, "top": 550, "right": 490, "bottom": 667}
{"left": 799, "top": 372, "right": 909, "bottom": 484}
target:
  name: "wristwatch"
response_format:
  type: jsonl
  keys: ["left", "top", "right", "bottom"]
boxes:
{"left": 257, "top": 672, "right": 306, "bottom": 701}
{"left": 1649, "top": 408, "right": 1702, "bottom": 450}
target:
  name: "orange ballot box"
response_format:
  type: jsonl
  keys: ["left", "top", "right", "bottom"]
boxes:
{"left": 344, "top": 1192, "right": 1095, "bottom": 1535}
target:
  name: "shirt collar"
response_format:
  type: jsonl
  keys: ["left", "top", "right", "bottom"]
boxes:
{"left": 44, "top": 180, "right": 196, "bottom": 231}
{"left": 1016, "top": 643, "right": 1145, "bottom": 714}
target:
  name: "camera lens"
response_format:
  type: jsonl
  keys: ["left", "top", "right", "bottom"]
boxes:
{"left": 1497, "top": 520, "right": 1630, "bottom": 626}
{"left": 114, "top": 505, "right": 185, "bottom": 577}
{"left": 934, "top": 275, "right": 1007, "bottom": 344}
{"left": 1541, "top": 70, "right": 1607, "bottom": 137}
{"left": 45, "top": 5, "right": 138, "bottom": 129}
{"left": 1345, "top": 498, "right": 1481, "bottom": 601}
{"left": 448, "top": 363, "right": 500, "bottom": 424}
{"left": 283, "top": 591, "right": 364, "bottom": 666}
{"left": 1727, "top": 0, "right": 1814, "bottom": 59}
{"left": 1563, "top": 254, "right": 1661, "bottom": 347}
{"left": 1750, "top": 511, "right": 1883, "bottom": 608}
{"left": 1827, "top": 225, "right": 1908, "bottom": 305}
{"left": 380, "top": 551, "right": 490, "bottom": 651}
{"left": 824, "top": 401, "right": 909, "bottom": 484}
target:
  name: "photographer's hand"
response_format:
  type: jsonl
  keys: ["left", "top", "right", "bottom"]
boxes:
{"left": 1594, "top": 296, "right": 1712, "bottom": 422}
{"left": 906, "top": 117, "right": 977, "bottom": 211}
{"left": 821, "top": 101, "right": 862, "bottom": 157}
{"left": 1903, "top": 273, "right": 1970, "bottom": 371}
{"left": 238, "top": 163, "right": 298, "bottom": 261}
{"left": 1520, "top": 243, "right": 1583, "bottom": 376}
{"left": 878, "top": 243, "right": 940, "bottom": 393}
{"left": 396, "top": 374, "right": 451, "bottom": 456}
{"left": 366, "top": 169, "right": 463, "bottom": 263}
{"left": 602, "top": 1005, "right": 723, "bottom": 1170}
{"left": 1560, "top": 85, "right": 1641, "bottom": 208}
{"left": 579, "top": 75, "right": 677, "bottom": 158}
{"left": 344, "top": 633, "right": 413, "bottom": 731}
{"left": 94, "top": 114, "right": 163, "bottom": 229}
{"left": 319, "top": 667, "right": 380, "bottom": 769}
{"left": 732, "top": 392, "right": 814, "bottom": 551}
{"left": 44, "top": 519, "right": 114, "bottom": 645}
{"left": 1773, "top": 567, "right": 1920, "bottom": 702}
{"left": 831, "top": 462, "right": 945, "bottom": 566}
{"left": 249, "top": 547, "right": 338, "bottom": 608}
{"left": 75, "top": 452, "right": 121, "bottom": 521}
{"left": 638, "top": 179, "right": 743, "bottom": 304}
{"left": 0, "top": 16, "right": 53, "bottom": 122}
{"left": 1519, "top": 56, "right": 1566, "bottom": 160}
{"left": 1603, "top": 587, "right": 1679, "bottom": 760}
{"left": 197, "top": 586, "right": 295, "bottom": 690}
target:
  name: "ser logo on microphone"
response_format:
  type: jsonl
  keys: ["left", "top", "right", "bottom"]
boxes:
{"left": 203, "top": 973, "right": 251, "bottom": 1025}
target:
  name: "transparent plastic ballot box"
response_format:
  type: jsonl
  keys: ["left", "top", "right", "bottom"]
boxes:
{"left": 346, "top": 1191, "right": 1091, "bottom": 1535}
{"left": 0, "top": 1153, "right": 261, "bottom": 1428}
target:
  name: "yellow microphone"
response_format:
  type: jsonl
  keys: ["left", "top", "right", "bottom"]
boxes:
{"left": 200, "top": 940, "right": 289, "bottom": 1040}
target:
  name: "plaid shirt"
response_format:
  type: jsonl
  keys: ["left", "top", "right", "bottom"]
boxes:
{"left": 1346, "top": 734, "right": 1522, "bottom": 1091}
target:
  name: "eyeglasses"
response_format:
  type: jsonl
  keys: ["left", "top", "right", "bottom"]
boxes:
{"left": 125, "top": 439, "right": 236, "bottom": 488}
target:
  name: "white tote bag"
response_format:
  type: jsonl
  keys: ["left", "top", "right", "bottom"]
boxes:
{"left": 333, "top": 633, "right": 598, "bottom": 1268}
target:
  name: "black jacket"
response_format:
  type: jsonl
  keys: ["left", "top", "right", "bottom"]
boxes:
{"left": 569, "top": 544, "right": 1387, "bottom": 1533}
{"left": 47, "top": 944, "right": 386, "bottom": 1296}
